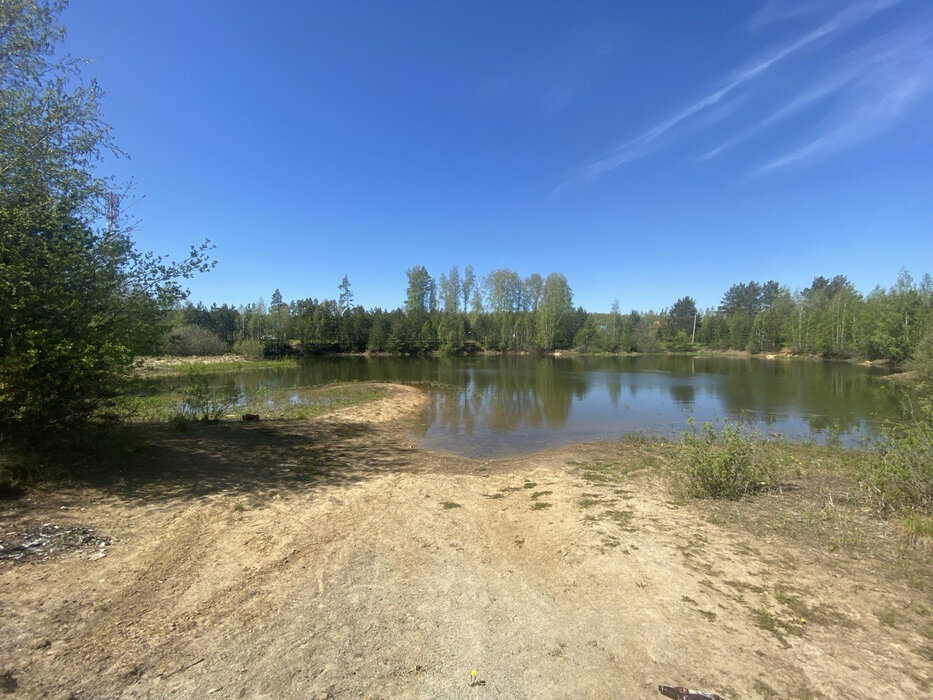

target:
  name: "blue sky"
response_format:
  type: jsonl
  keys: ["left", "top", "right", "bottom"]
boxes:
{"left": 63, "top": 0, "right": 933, "bottom": 312}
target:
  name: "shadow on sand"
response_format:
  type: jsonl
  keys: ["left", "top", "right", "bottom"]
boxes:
{"left": 64, "top": 417, "right": 420, "bottom": 505}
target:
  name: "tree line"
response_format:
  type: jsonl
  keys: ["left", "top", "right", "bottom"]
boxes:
{"left": 165, "top": 266, "right": 933, "bottom": 365}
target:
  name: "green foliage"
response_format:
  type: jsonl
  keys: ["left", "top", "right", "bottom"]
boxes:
{"left": 405, "top": 266, "right": 435, "bottom": 314}
{"left": 232, "top": 338, "right": 265, "bottom": 359}
{"left": 858, "top": 272, "right": 932, "bottom": 362}
{"left": 154, "top": 266, "right": 928, "bottom": 362}
{"left": 665, "top": 296, "right": 698, "bottom": 339}
{"left": 664, "top": 330, "right": 694, "bottom": 352}
{"left": 909, "top": 329, "right": 933, "bottom": 383}
{"left": 900, "top": 513, "right": 933, "bottom": 540}
{"left": 163, "top": 324, "right": 229, "bottom": 356}
{"left": 536, "top": 273, "right": 573, "bottom": 350}
{"left": 860, "top": 398, "right": 933, "bottom": 517}
{"left": 678, "top": 420, "right": 780, "bottom": 499}
{"left": 177, "top": 368, "right": 239, "bottom": 423}
{"left": 438, "top": 312, "right": 466, "bottom": 355}
{"left": 0, "top": 2, "right": 211, "bottom": 449}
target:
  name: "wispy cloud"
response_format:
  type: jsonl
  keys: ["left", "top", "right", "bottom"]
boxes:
{"left": 757, "top": 80, "right": 925, "bottom": 172}
{"left": 746, "top": 0, "right": 835, "bottom": 32}
{"left": 560, "top": 0, "right": 897, "bottom": 188}
{"left": 699, "top": 73, "right": 852, "bottom": 161}
{"left": 755, "top": 26, "right": 933, "bottom": 173}
{"left": 700, "top": 21, "right": 927, "bottom": 163}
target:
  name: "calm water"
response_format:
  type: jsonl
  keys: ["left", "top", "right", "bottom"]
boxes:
{"left": 155, "top": 356, "right": 907, "bottom": 457}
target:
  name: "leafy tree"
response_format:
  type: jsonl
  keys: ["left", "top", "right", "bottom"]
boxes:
{"left": 483, "top": 269, "right": 523, "bottom": 313}
{"left": 469, "top": 288, "right": 484, "bottom": 318}
{"left": 631, "top": 312, "right": 661, "bottom": 353}
{"left": 405, "top": 266, "right": 435, "bottom": 315}
{"left": 438, "top": 312, "right": 465, "bottom": 355}
{"left": 461, "top": 264, "right": 475, "bottom": 314}
{"left": 536, "top": 273, "right": 573, "bottom": 350}
{"left": 597, "top": 299, "right": 622, "bottom": 352}
{"left": 858, "top": 271, "right": 932, "bottom": 362}
{"left": 483, "top": 268, "right": 523, "bottom": 350}
{"left": 0, "top": 1, "right": 212, "bottom": 445}
{"left": 163, "top": 324, "right": 228, "bottom": 356}
{"left": 522, "top": 273, "right": 544, "bottom": 313}
{"left": 438, "top": 265, "right": 461, "bottom": 313}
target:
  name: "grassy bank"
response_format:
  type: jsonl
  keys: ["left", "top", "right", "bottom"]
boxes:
{"left": 119, "top": 378, "right": 389, "bottom": 423}
{"left": 137, "top": 355, "right": 299, "bottom": 376}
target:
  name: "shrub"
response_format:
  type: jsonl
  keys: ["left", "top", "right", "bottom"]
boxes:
{"left": 910, "top": 329, "right": 933, "bottom": 383}
{"left": 162, "top": 324, "right": 228, "bottom": 356}
{"left": 677, "top": 419, "right": 780, "bottom": 499}
{"left": 175, "top": 368, "right": 240, "bottom": 423}
{"left": 232, "top": 338, "right": 265, "bottom": 360}
{"left": 860, "top": 398, "right": 933, "bottom": 517}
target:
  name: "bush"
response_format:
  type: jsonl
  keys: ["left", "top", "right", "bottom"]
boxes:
{"left": 162, "top": 324, "right": 229, "bottom": 356}
{"left": 910, "top": 329, "right": 933, "bottom": 383}
{"left": 232, "top": 338, "right": 265, "bottom": 360}
{"left": 677, "top": 420, "right": 781, "bottom": 499}
{"left": 175, "top": 368, "right": 240, "bottom": 423}
{"left": 860, "top": 398, "right": 933, "bottom": 517}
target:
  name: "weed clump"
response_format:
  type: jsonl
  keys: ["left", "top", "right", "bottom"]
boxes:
{"left": 677, "top": 419, "right": 780, "bottom": 500}
{"left": 859, "top": 398, "right": 933, "bottom": 518}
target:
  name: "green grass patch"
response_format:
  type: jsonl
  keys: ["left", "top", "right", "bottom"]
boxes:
{"left": 771, "top": 587, "right": 857, "bottom": 629}
{"left": 568, "top": 452, "right": 657, "bottom": 486}
{"left": 875, "top": 609, "right": 900, "bottom": 628}
{"left": 139, "top": 357, "right": 298, "bottom": 376}
{"left": 900, "top": 513, "right": 933, "bottom": 540}
{"left": 753, "top": 608, "right": 790, "bottom": 648}
{"left": 578, "top": 494, "right": 613, "bottom": 508}
{"left": 530, "top": 490, "right": 552, "bottom": 500}
{"left": 119, "top": 379, "right": 388, "bottom": 424}
{"left": 441, "top": 501, "right": 462, "bottom": 510}
{"left": 604, "top": 509, "right": 635, "bottom": 529}
{"left": 522, "top": 481, "right": 537, "bottom": 489}
{"left": 752, "top": 680, "right": 780, "bottom": 699}
{"left": 531, "top": 502, "right": 552, "bottom": 511}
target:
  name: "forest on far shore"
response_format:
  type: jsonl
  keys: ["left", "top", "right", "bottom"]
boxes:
{"left": 164, "top": 265, "right": 933, "bottom": 368}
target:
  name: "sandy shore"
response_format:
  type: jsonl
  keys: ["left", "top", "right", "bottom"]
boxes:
{"left": 1, "top": 384, "right": 930, "bottom": 698}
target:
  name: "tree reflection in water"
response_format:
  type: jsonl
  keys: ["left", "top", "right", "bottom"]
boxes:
{"left": 148, "top": 355, "right": 908, "bottom": 456}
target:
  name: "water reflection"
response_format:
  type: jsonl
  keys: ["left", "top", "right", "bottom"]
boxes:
{"left": 148, "top": 355, "right": 907, "bottom": 456}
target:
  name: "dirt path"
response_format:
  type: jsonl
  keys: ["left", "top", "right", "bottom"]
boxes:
{"left": 1, "top": 384, "right": 930, "bottom": 698}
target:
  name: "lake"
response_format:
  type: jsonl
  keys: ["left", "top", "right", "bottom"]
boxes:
{"left": 157, "top": 355, "right": 907, "bottom": 457}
